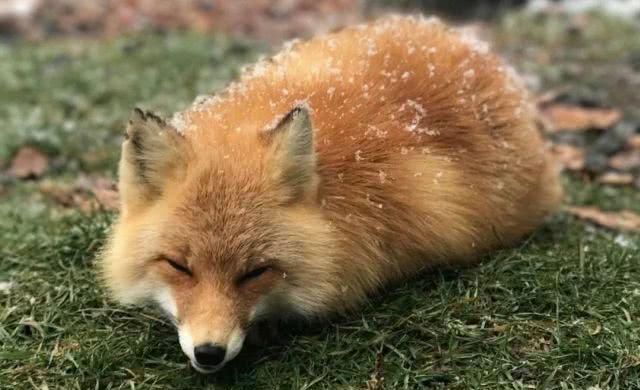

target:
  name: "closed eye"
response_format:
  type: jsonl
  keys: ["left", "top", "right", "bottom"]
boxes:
{"left": 237, "top": 266, "right": 270, "bottom": 285}
{"left": 164, "top": 257, "right": 192, "bottom": 276}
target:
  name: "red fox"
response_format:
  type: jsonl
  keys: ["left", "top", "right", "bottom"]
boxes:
{"left": 100, "top": 15, "right": 562, "bottom": 373}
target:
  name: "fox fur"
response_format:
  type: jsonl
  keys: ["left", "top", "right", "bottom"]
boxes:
{"left": 100, "top": 15, "right": 562, "bottom": 372}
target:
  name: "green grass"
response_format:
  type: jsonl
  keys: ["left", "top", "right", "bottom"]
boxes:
{"left": 1, "top": 12, "right": 640, "bottom": 390}
{"left": 0, "top": 33, "right": 260, "bottom": 172}
{"left": 495, "top": 10, "right": 640, "bottom": 121}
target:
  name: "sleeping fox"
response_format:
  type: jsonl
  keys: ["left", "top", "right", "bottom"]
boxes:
{"left": 100, "top": 15, "right": 562, "bottom": 373}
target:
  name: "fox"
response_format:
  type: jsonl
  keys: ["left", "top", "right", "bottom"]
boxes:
{"left": 100, "top": 15, "right": 562, "bottom": 373}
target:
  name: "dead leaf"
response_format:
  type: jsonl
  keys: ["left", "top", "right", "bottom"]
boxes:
{"left": 550, "top": 144, "right": 585, "bottom": 171}
{"left": 535, "top": 89, "right": 568, "bottom": 106}
{"left": 567, "top": 206, "right": 640, "bottom": 233}
{"left": 90, "top": 178, "right": 119, "bottom": 210}
{"left": 609, "top": 150, "right": 640, "bottom": 171}
{"left": 597, "top": 172, "right": 634, "bottom": 186}
{"left": 539, "top": 104, "right": 621, "bottom": 132}
{"left": 7, "top": 146, "right": 49, "bottom": 179}
{"left": 39, "top": 176, "right": 119, "bottom": 212}
{"left": 38, "top": 180, "right": 79, "bottom": 207}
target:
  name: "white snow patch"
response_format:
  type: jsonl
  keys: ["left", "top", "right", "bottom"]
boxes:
{"left": 169, "top": 111, "right": 189, "bottom": 135}
{"left": 402, "top": 99, "right": 427, "bottom": 132}
{"left": 192, "top": 94, "right": 215, "bottom": 110}
{"left": 281, "top": 38, "right": 301, "bottom": 53}
{"left": 378, "top": 170, "right": 387, "bottom": 184}
{"left": 262, "top": 112, "right": 287, "bottom": 133}
{"left": 457, "top": 28, "right": 490, "bottom": 55}
{"left": 245, "top": 58, "right": 269, "bottom": 78}
{"left": 427, "top": 63, "right": 436, "bottom": 77}
{"left": 261, "top": 99, "right": 311, "bottom": 133}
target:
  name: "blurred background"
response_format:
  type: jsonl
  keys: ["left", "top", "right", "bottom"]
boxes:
{"left": 1, "top": 0, "right": 639, "bottom": 190}
{"left": 2, "top": 1, "right": 640, "bottom": 389}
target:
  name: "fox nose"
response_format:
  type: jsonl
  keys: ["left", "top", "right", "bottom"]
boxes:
{"left": 194, "top": 343, "right": 226, "bottom": 367}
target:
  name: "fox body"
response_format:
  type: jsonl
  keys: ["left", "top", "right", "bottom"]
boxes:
{"left": 101, "top": 16, "right": 562, "bottom": 373}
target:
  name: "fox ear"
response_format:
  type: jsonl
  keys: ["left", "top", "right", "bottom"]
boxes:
{"left": 263, "top": 104, "right": 317, "bottom": 201}
{"left": 119, "top": 108, "right": 185, "bottom": 211}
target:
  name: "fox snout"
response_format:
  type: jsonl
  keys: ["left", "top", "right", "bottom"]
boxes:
{"left": 168, "top": 284, "right": 250, "bottom": 373}
{"left": 178, "top": 323, "right": 246, "bottom": 373}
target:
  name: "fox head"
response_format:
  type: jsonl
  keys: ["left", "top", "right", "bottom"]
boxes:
{"left": 100, "top": 104, "right": 339, "bottom": 373}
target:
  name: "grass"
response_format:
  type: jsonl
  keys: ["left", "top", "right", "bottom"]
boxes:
{"left": 1, "top": 11, "right": 640, "bottom": 390}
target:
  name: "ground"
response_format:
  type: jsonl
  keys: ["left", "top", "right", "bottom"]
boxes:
{"left": 1, "top": 10, "right": 640, "bottom": 390}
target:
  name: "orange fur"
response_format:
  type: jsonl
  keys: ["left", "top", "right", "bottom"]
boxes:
{"left": 100, "top": 15, "right": 562, "bottom": 372}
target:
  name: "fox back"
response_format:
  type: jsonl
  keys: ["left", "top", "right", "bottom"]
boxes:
{"left": 100, "top": 15, "right": 562, "bottom": 372}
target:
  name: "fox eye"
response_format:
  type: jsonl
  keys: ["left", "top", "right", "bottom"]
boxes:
{"left": 237, "top": 266, "right": 270, "bottom": 284}
{"left": 163, "top": 257, "right": 192, "bottom": 276}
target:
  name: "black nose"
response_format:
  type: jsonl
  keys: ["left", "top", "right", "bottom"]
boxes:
{"left": 194, "top": 343, "right": 226, "bottom": 367}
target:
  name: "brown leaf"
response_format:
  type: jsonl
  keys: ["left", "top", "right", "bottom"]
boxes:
{"left": 535, "top": 89, "right": 568, "bottom": 106}
{"left": 38, "top": 180, "right": 79, "bottom": 207}
{"left": 597, "top": 172, "right": 634, "bottom": 186}
{"left": 609, "top": 150, "right": 640, "bottom": 171}
{"left": 90, "top": 178, "right": 119, "bottom": 210}
{"left": 567, "top": 206, "right": 640, "bottom": 232}
{"left": 38, "top": 176, "right": 119, "bottom": 212}
{"left": 7, "top": 146, "right": 49, "bottom": 179}
{"left": 550, "top": 144, "right": 585, "bottom": 171}
{"left": 539, "top": 104, "right": 621, "bottom": 132}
